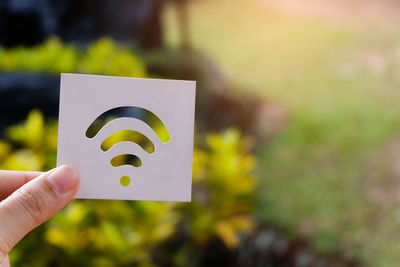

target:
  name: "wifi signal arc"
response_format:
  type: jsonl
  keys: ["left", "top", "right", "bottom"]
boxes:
{"left": 85, "top": 106, "right": 170, "bottom": 143}
{"left": 100, "top": 129, "right": 155, "bottom": 154}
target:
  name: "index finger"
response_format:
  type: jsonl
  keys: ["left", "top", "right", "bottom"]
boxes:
{"left": 0, "top": 170, "right": 43, "bottom": 201}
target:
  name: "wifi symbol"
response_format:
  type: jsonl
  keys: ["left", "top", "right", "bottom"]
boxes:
{"left": 85, "top": 106, "right": 170, "bottom": 187}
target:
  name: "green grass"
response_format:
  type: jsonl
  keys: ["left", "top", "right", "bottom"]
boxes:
{"left": 165, "top": 0, "right": 400, "bottom": 265}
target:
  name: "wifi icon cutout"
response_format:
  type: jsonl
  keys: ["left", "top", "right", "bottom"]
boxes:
{"left": 85, "top": 106, "right": 170, "bottom": 187}
{"left": 58, "top": 73, "right": 195, "bottom": 201}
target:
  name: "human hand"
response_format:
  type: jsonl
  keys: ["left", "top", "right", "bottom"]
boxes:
{"left": 0, "top": 165, "right": 80, "bottom": 267}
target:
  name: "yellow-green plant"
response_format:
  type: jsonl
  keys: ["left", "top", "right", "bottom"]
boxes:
{"left": 0, "top": 37, "right": 146, "bottom": 77}
{"left": 0, "top": 110, "right": 256, "bottom": 267}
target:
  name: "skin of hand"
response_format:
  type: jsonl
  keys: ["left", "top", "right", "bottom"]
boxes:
{"left": 0, "top": 165, "right": 80, "bottom": 267}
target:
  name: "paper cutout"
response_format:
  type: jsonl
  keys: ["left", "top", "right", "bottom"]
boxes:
{"left": 57, "top": 74, "right": 196, "bottom": 201}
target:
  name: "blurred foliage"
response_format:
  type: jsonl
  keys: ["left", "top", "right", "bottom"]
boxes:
{"left": 0, "top": 37, "right": 146, "bottom": 77}
{"left": 0, "top": 110, "right": 256, "bottom": 267}
{"left": 178, "top": 0, "right": 400, "bottom": 265}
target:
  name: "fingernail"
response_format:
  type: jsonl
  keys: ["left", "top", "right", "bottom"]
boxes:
{"left": 46, "top": 165, "right": 79, "bottom": 194}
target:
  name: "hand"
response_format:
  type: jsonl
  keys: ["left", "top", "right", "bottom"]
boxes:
{"left": 0, "top": 165, "right": 80, "bottom": 267}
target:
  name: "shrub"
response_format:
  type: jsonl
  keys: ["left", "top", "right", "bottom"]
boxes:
{"left": 0, "top": 37, "right": 146, "bottom": 77}
{"left": 0, "top": 110, "right": 256, "bottom": 267}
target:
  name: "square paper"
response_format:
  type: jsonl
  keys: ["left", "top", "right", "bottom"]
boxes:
{"left": 57, "top": 73, "right": 196, "bottom": 201}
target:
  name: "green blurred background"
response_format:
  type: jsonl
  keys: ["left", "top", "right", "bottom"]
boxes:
{"left": 2, "top": 0, "right": 400, "bottom": 266}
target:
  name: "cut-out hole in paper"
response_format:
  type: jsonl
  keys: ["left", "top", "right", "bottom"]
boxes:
{"left": 85, "top": 106, "right": 170, "bottom": 143}
{"left": 111, "top": 154, "right": 142, "bottom": 167}
{"left": 101, "top": 130, "right": 155, "bottom": 153}
{"left": 120, "top": 176, "right": 131, "bottom": 187}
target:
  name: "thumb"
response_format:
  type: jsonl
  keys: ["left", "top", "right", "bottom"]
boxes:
{"left": 0, "top": 165, "right": 79, "bottom": 261}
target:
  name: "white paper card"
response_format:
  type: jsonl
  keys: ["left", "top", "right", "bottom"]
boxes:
{"left": 57, "top": 73, "right": 196, "bottom": 201}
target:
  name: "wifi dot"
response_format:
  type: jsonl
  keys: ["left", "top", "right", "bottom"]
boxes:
{"left": 120, "top": 176, "right": 131, "bottom": 187}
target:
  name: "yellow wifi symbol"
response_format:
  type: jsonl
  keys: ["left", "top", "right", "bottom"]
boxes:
{"left": 85, "top": 106, "right": 170, "bottom": 187}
